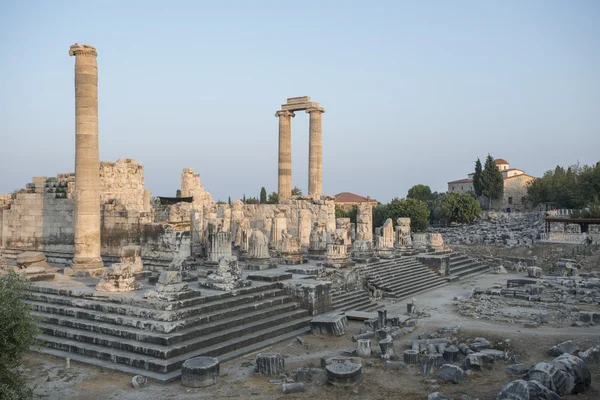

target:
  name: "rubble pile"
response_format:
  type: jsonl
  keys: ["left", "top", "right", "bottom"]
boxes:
{"left": 456, "top": 276, "right": 600, "bottom": 325}
{"left": 430, "top": 212, "right": 544, "bottom": 247}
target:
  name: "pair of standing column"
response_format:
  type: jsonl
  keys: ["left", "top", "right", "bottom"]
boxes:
{"left": 277, "top": 107, "right": 324, "bottom": 200}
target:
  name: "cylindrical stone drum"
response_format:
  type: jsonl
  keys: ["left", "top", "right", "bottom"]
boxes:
{"left": 431, "top": 353, "right": 444, "bottom": 367}
{"left": 427, "top": 344, "right": 437, "bottom": 355}
{"left": 437, "top": 343, "right": 447, "bottom": 354}
{"left": 458, "top": 343, "right": 473, "bottom": 355}
{"left": 255, "top": 352, "right": 285, "bottom": 376}
{"left": 181, "top": 357, "right": 220, "bottom": 388}
{"left": 377, "top": 309, "right": 387, "bottom": 327}
{"left": 379, "top": 338, "right": 396, "bottom": 359}
{"left": 411, "top": 342, "right": 420, "bottom": 352}
{"left": 356, "top": 339, "right": 372, "bottom": 358}
{"left": 281, "top": 383, "right": 305, "bottom": 393}
{"left": 403, "top": 349, "right": 419, "bottom": 365}
{"left": 443, "top": 346, "right": 460, "bottom": 362}
{"left": 326, "top": 363, "right": 363, "bottom": 386}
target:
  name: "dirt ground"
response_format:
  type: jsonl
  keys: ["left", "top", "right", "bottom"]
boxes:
{"left": 19, "top": 270, "right": 600, "bottom": 400}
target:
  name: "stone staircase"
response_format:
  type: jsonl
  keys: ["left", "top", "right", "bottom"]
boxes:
{"left": 27, "top": 282, "right": 311, "bottom": 381}
{"left": 447, "top": 253, "right": 489, "bottom": 280}
{"left": 361, "top": 256, "right": 447, "bottom": 299}
{"left": 331, "top": 289, "right": 382, "bottom": 312}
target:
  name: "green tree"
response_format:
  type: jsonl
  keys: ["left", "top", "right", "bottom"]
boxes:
{"left": 245, "top": 197, "right": 259, "bottom": 204}
{"left": 242, "top": 194, "right": 246, "bottom": 203}
{"left": 259, "top": 187, "right": 267, "bottom": 204}
{"left": 0, "top": 272, "right": 39, "bottom": 400}
{"left": 291, "top": 186, "right": 303, "bottom": 196}
{"left": 228, "top": 196, "right": 231, "bottom": 206}
{"left": 407, "top": 184, "right": 433, "bottom": 202}
{"left": 473, "top": 158, "right": 483, "bottom": 196}
{"left": 387, "top": 197, "right": 430, "bottom": 232}
{"left": 481, "top": 154, "right": 504, "bottom": 208}
{"left": 372, "top": 203, "right": 390, "bottom": 230}
{"left": 527, "top": 162, "right": 600, "bottom": 209}
{"left": 176, "top": 189, "right": 181, "bottom": 198}
{"left": 267, "top": 192, "right": 279, "bottom": 204}
{"left": 430, "top": 192, "right": 480, "bottom": 226}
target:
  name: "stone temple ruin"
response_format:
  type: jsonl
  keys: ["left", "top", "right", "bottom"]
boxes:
{"left": 1, "top": 44, "right": 598, "bottom": 398}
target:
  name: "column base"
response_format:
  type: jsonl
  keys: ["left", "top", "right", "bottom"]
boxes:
{"left": 65, "top": 257, "right": 105, "bottom": 277}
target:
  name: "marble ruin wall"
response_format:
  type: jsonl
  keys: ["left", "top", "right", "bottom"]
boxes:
{"left": 0, "top": 159, "right": 167, "bottom": 262}
{"left": 100, "top": 159, "right": 148, "bottom": 212}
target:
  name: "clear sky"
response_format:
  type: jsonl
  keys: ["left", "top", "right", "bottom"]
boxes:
{"left": 1, "top": 0, "right": 599, "bottom": 203}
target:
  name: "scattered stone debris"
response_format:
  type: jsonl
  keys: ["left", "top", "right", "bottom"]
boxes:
{"left": 429, "top": 212, "right": 544, "bottom": 247}
{"left": 548, "top": 340, "right": 579, "bottom": 357}
{"left": 435, "top": 364, "right": 466, "bottom": 384}
{"left": 579, "top": 345, "right": 600, "bottom": 364}
{"left": 131, "top": 375, "right": 147, "bottom": 388}
{"left": 456, "top": 274, "right": 600, "bottom": 325}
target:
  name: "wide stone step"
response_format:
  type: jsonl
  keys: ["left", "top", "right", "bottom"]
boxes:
{"left": 355, "top": 301, "right": 384, "bottom": 312}
{"left": 36, "top": 325, "right": 311, "bottom": 382}
{"left": 453, "top": 265, "right": 490, "bottom": 279}
{"left": 37, "top": 315, "right": 312, "bottom": 374}
{"left": 27, "top": 287, "right": 287, "bottom": 322}
{"left": 450, "top": 262, "right": 484, "bottom": 275}
{"left": 365, "top": 261, "right": 426, "bottom": 276}
{"left": 383, "top": 274, "right": 446, "bottom": 293}
{"left": 368, "top": 269, "right": 439, "bottom": 287}
{"left": 32, "top": 300, "right": 300, "bottom": 345}
{"left": 331, "top": 290, "right": 366, "bottom": 303}
{"left": 332, "top": 297, "right": 372, "bottom": 312}
{"left": 366, "top": 264, "right": 433, "bottom": 281}
{"left": 29, "top": 281, "right": 281, "bottom": 311}
{"left": 37, "top": 307, "right": 309, "bottom": 361}
{"left": 365, "top": 262, "right": 425, "bottom": 277}
{"left": 366, "top": 259, "right": 421, "bottom": 272}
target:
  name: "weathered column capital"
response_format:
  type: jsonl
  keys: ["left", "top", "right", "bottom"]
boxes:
{"left": 305, "top": 106, "right": 325, "bottom": 114}
{"left": 69, "top": 43, "right": 98, "bottom": 57}
{"left": 275, "top": 110, "right": 295, "bottom": 118}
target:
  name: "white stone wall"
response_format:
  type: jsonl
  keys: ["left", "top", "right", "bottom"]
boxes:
{"left": 100, "top": 159, "right": 147, "bottom": 212}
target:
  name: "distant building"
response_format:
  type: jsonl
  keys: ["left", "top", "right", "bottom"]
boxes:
{"left": 334, "top": 192, "right": 378, "bottom": 212}
{"left": 447, "top": 159, "right": 535, "bottom": 211}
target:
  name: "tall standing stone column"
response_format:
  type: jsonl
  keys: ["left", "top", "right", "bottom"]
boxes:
{"left": 276, "top": 110, "right": 294, "bottom": 201}
{"left": 68, "top": 43, "right": 103, "bottom": 274}
{"left": 307, "top": 107, "right": 325, "bottom": 199}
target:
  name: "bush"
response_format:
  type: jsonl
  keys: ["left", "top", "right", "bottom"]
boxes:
{"left": 0, "top": 272, "right": 39, "bottom": 400}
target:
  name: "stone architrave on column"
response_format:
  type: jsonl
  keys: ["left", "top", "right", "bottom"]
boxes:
{"left": 306, "top": 106, "right": 325, "bottom": 199}
{"left": 356, "top": 204, "right": 373, "bottom": 242}
{"left": 68, "top": 43, "right": 103, "bottom": 274}
{"left": 276, "top": 110, "right": 294, "bottom": 201}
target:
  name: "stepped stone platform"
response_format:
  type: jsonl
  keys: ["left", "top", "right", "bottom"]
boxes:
{"left": 447, "top": 253, "right": 489, "bottom": 280}
{"left": 331, "top": 289, "right": 383, "bottom": 312}
{"left": 360, "top": 256, "right": 448, "bottom": 299}
{"left": 27, "top": 274, "right": 311, "bottom": 381}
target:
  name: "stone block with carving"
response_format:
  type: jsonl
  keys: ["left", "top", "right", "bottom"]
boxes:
{"left": 201, "top": 256, "right": 251, "bottom": 291}
{"left": 119, "top": 245, "right": 143, "bottom": 273}
{"left": 96, "top": 263, "right": 142, "bottom": 292}
{"left": 281, "top": 233, "right": 303, "bottom": 265}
